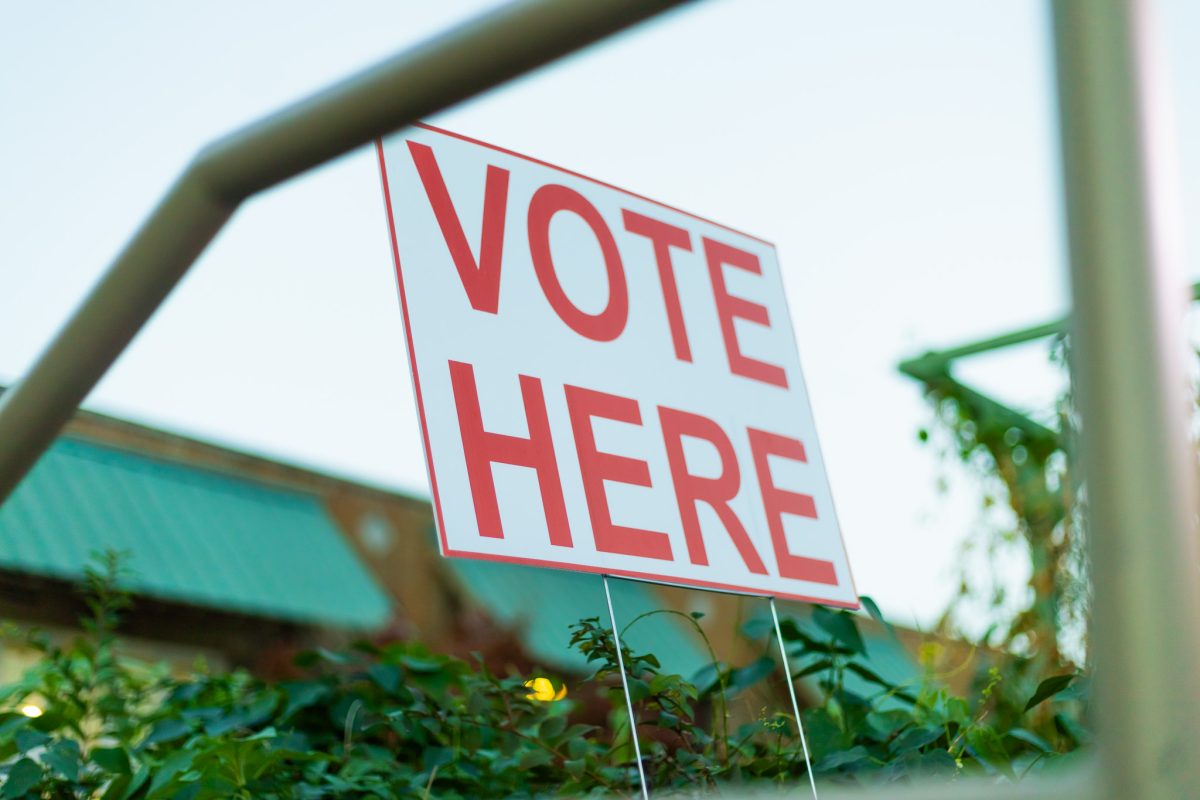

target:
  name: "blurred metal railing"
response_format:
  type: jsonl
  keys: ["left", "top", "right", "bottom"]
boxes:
{"left": 0, "top": 0, "right": 696, "bottom": 500}
{"left": 0, "top": 0, "right": 1194, "bottom": 796}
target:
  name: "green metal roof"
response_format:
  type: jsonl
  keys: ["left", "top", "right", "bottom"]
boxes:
{"left": 0, "top": 437, "right": 391, "bottom": 629}
{"left": 446, "top": 558, "right": 712, "bottom": 679}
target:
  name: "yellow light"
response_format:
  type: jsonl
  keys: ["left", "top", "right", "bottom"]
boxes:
{"left": 19, "top": 704, "right": 43, "bottom": 718}
{"left": 524, "top": 677, "right": 567, "bottom": 702}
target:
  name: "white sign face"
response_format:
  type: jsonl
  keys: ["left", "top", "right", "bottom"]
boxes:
{"left": 377, "top": 125, "right": 858, "bottom": 607}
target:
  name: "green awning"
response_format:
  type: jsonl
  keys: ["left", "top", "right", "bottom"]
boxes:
{"left": 0, "top": 437, "right": 391, "bottom": 629}
{"left": 446, "top": 557, "right": 712, "bottom": 679}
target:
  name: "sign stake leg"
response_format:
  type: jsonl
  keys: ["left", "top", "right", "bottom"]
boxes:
{"left": 770, "top": 596, "right": 819, "bottom": 799}
{"left": 602, "top": 574, "right": 650, "bottom": 800}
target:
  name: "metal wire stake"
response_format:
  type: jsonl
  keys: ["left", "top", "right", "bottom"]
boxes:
{"left": 602, "top": 574, "right": 650, "bottom": 800}
{"left": 770, "top": 596, "right": 819, "bottom": 799}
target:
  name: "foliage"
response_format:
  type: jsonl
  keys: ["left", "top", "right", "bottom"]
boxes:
{"left": 0, "top": 555, "right": 1086, "bottom": 798}
{"left": 745, "top": 604, "right": 1086, "bottom": 786}
{"left": 913, "top": 339, "right": 1088, "bottom": 667}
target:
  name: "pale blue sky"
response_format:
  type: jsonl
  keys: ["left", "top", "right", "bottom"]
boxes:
{"left": 2, "top": 1, "right": 1198, "bottom": 629}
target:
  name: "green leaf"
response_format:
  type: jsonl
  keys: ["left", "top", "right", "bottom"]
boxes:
{"left": 42, "top": 739, "right": 81, "bottom": 782}
{"left": 801, "top": 708, "right": 852, "bottom": 760}
{"left": 3, "top": 758, "right": 43, "bottom": 798}
{"left": 28, "top": 711, "right": 66, "bottom": 734}
{"left": 147, "top": 750, "right": 195, "bottom": 797}
{"left": 1006, "top": 727, "right": 1053, "bottom": 753}
{"left": 812, "top": 606, "right": 866, "bottom": 655}
{"left": 0, "top": 714, "right": 29, "bottom": 740}
{"left": 422, "top": 746, "right": 454, "bottom": 770}
{"left": 689, "top": 662, "right": 724, "bottom": 695}
{"left": 859, "top": 595, "right": 897, "bottom": 640}
{"left": 518, "top": 749, "right": 555, "bottom": 770}
{"left": 1024, "top": 674, "right": 1077, "bottom": 711}
{"left": 243, "top": 725, "right": 278, "bottom": 741}
{"left": 648, "top": 674, "right": 675, "bottom": 695}
{"left": 561, "top": 723, "right": 598, "bottom": 742}
{"left": 890, "top": 725, "right": 942, "bottom": 754}
{"left": 539, "top": 715, "right": 568, "bottom": 740}
{"left": 315, "top": 647, "right": 351, "bottom": 664}
{"left": 1055, "top": 675, "right": 1091, "bottom": 702}
{"left": 567, "top": 736, "right": 590, "bottom": 760}
{"left": 14, "top": 728, "right": 49, "bottom": 753}
{"left": 729, "top": 656, "right": 775, "bottom": 694}
{"left": 92, "top": 746, "right": 131, "bottom": 775}
{"left": 626, "top": 678, "right": 651, "bottom": 703}
{"left": 204, "top": 712, "right": 247, "bottom": 738}
{"left": 1053, "top": 712, "right": 1093, "bottom": 746}
{"left": 844, "top": 661, "right": 897, "bottom": 690}
{"left": 865, "top": 709, "right": 911, "bottom": 740}
{"left": 793, "top": 659, "right": 834, "bottom": 679}
{"left": 241, "top": 691, "right": 279, "bottom": 727}
{"left": 966, "top": 726, "right": 1014, "bottom": 778}
{"left": 281, "top": 681, "right": 329, "bottom": 721}
{"left": 814, "top": 745, "right": 871, "bottom": 773}
{"left": 116, "top": 763, "right": 150, "bottom": 800}
{"left": 368, "top": 664, "right": 403, "bottom": 694}
{"left": 400, "top": 655, "right": 443, "bottom": 673}
{"left": 944, "top": 696, "right": 972, "bottom": 726}
{"left": 143, "top": 718, "right": 192, "bottom": 746}
{"left": 166, "top": 682, "right": 204, "bottom": 704}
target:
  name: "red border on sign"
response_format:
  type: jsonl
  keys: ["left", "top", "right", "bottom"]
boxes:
{"left": 375, "top": 129, "right": 858, "bottom": 610}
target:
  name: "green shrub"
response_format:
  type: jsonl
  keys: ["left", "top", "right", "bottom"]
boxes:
{"left": 0, "top": 554, "right": 1086, "bottom": 798}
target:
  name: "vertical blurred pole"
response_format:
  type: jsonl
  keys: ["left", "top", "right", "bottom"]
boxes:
{"left": 1050, "top": 1, "right": 1200, "bottom": 797}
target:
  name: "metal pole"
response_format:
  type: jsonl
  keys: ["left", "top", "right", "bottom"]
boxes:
{"left": 769, "top": 598, "right": 819, "bottom": 799}
{"left": 602, "top": 574, "right": 651, "bottom": 800}
{"left": 0, "top": 0, "right": 694, "bottom": 504}
{"left": 1050, "top": 1, "right": 1200, "bottom": 798}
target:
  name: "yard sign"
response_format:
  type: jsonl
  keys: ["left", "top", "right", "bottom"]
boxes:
{"left": 377, "top": 125, "right": 857, "bottom": 607}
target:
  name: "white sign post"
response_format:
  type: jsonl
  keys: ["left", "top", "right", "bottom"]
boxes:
{"left": 377, "top": 124, "right": 855, "bottom": 797}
